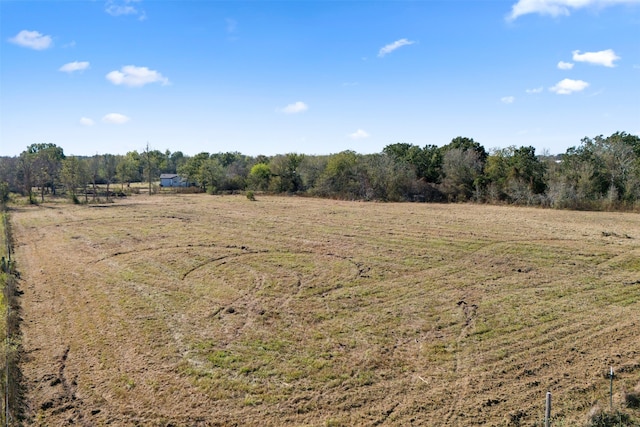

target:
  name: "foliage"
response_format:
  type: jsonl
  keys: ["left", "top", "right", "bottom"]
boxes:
{"left": 2, "top": 131, "right": 640, "bottom": 209}
{"left": 0, "top": 182, "right": 8, "bottom": 204}
{"left": 248, "top": 163, "right": 271, "bottom": 191}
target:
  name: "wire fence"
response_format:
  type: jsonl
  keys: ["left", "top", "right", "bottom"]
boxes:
{"left": 1, "top": 211, "right": 20, "bottom": 426}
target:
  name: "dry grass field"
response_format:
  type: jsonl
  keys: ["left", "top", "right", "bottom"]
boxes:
{"left": 9, "top": 194, "right": 640, "bottom": 426}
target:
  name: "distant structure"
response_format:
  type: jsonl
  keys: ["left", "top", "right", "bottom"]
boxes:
{"left": 160, "top": 174, "right": 188, "bottom": 187}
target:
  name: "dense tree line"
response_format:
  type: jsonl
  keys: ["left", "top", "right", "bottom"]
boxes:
{"left": 1, "top": 132, "right": 638, "bottom": 209}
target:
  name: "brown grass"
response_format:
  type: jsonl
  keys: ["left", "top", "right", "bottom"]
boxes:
{"left": 9, "top": 194, "right": 640, "bottom": 426}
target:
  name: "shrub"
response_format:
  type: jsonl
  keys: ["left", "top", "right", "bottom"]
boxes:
{"left": 246, "top": 190, "right": 256, "bottom": 201}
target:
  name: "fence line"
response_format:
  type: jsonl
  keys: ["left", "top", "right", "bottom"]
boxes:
{"left": 1, "top": 211, "right": 19, "bottom": 426}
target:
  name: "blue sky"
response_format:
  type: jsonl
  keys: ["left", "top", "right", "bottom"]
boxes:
{"left": 1, "top": 0, "right": 639, "bottom": 157}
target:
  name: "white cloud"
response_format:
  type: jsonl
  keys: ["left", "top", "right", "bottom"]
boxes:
{"left": 102, "top": 113, "right": 131, "bottom": 124}
{"left": 80, "top": 117, "right": 95, "bottom": 126}
{"left": 526, "top": 86, "right": 544, "bottom": 94}
{"left": 557, "top": 61, "right": 574, "bottom": 70}
{"left": 507, "top": 0, "right": 640, "bottom": 21}
{"left": 378, "top": 39, "right": 416, "bottom": 57}
{"left": 105, "top": 0, "right": 144, "bottom": 17}
{"left": 59, "top": 61, "right": 90, "bottom": 73}
{"left": 549, "top": 78, "right": 589, "bottom": 94}
{"left": 349, "top": 129, "right": 370, "bottom": 139}
{"left": 572, "top": 49, "right": 620, "bottom": 67}
{"left": 106, "top": 65, "right": 169, "bottom": 87}
{"left": 280, "top": 101, "right": 308, "bottom": 114}
{"left": 501, "top": 96, "right": 516, "bottom": 104}
{"left": 9, "top": 30, "right": 53, "bottom": 50}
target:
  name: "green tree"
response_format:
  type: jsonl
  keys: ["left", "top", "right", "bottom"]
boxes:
{"left": 178, "top": 152, "right": 210, "bottom": 189}
{"left": 383, "top": 143, "right": 441, "bottom": 182}
{"left": 88, "top": 154, "right": 102, "bottom": 201}
{"left": 17, "top": 150, "right": 36, "bottom": 202}
{"left": 142, "top": 144, "right": 165, "bottom": 194}
{"left": 0, "top": 182, "right": 9, "bottom": 204}
{"left": 116, "top": 152, "right": 141, "bottom": 191}
{"left": 315, "top": 150, "right": 362, "bottom": 199}
{"left": 26, "top": 143, "right": 65, "bottom": 202}
{"left": 361, "top": 153, "right": 415, "bottom": 201}
{"left": 248, "top": 162, "right": 271, "bottom": 191}
{"left": 0, "top": 157, "right": 20, "bottom": 193}
{"left": 199, "top": 157, "right": 224, "bottom": 194}
{"left": 213, "top": 152, "right": 250, "bottom": 191}
{"left": 102, "top": 154, "right": 117, "bottom": 200}
{"left": 440, "top": 148, "right": 484, "bottom": 201}
{"left": 441, "top": 136, "right": 487, "bottom": 162}
{"left": 269, "top": 153, "right": 304, "bottom": 193}
{"left": 485, "top": 146, "right": 546, "bottom": 204}
{"left": 60, "top": 156, "right": 88, "bottom": 202}
{"left": 167, "top": 150, "right": 186, "bottom": 174}
{"left": 298, "top": 155, "right": 328, "bottom": 191}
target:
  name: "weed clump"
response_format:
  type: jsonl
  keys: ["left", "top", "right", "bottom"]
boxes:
{"left": 586, "top": 405, "right": 633, "bottom": 426}
{"left": 625, "top": 391, "right": 640, "bottom": 409}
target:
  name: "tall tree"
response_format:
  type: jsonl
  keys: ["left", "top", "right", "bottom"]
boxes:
{"left": 116, "top": 152, "right": 141, "bottom": 191}
{"left": 26, "top": 143, "right": 65, "bottom": 202}
{"left": 441, "top": 148, "right": 484, "bottom": 201}
{"left": 441, "top": 136, "right": 487, "bottom": 162}
{"left": 269, "top": 153, "right": 304, "bottom": 193}
{"left": 142, "top": 144, "right": 164, "bottom": 194}
{"left": 383, "top": 143, "right": 441, "bottom": 183}
{"left": 60, "top": 156, "right": 88, "bottom": 202}
{"left": 248, "top": 162, "right": 271, "bottom": 191}
{"left": 17, "top": 150, "right": 36, "bottom": 202}
{"left": 178, "top": 152, "right": 210, "bottom": 189}
{"left": 102, "top": 154, "right": 117, "bottom": 200}
{"left": 199, "top": 157, "right": 224, "bottom": 194}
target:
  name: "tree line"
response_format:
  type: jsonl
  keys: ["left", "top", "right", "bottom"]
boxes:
{"left": 1, "top": 132, "right": 639, "bottom": 210}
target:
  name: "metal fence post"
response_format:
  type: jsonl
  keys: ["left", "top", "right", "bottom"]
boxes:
{"left": 544, "top": 391, "right": 551, "bottom": 427}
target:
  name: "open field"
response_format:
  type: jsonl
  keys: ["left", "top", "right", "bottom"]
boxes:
{"left": 9, "top": 195, "right": 640, "bottom": 426}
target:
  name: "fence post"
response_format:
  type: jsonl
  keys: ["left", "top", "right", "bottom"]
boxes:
{"left": 544, "top": 391, "right": 551, "bottom": 427}
{"left": 609, "top": 366, "right": 614, "bottom": 410}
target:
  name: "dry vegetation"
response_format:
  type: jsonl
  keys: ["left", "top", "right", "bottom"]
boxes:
{"left": 8, "top": 194, "right": 640, "bottom": 426}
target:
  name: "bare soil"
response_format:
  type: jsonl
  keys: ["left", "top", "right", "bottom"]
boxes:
{"left": 10, "top": 195, "right": 640, "bottom": 426}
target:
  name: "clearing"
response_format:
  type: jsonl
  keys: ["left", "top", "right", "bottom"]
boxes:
{"left": 9, "top": 195, "right": 640, "bottom": 425}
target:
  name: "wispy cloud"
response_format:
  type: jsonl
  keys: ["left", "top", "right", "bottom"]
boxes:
{"left": 507, "top": 0, "right": 640, "bottom": 21}
{"left": 106, "top": 65, "right": 169, "bottom": 87}
{"left": 557, "top": 61, "right": 574, "bottom": 70}
{"left": 102, "top": 113, "right": 130, "bottom": 124}
{"left": 526, "top": 86, "right": 544, "bottom": 94}
{"left": 378, "top": 39, "right": 415, "bottom": 58}
{"left": 349, "top": 129, "right": 370, "bottom": 139}
{"left": 105, "top": 0, "right": 146, "bottom": 20}
{"left": 226, "top": 18, "right": 238, "bottom": 33}
{"left": 80, "top": 117, "right": 95, "bottom": 126}
{"left": 60, "top": 61, "right": 90, "bottom": 73}
{"left": 549, "top": 78, "right": 589, "bottom": 94}
{"left": 8, "top": 30, "right": 53, "bottom": 50}
{"left": 279, "top": 101, "right": 308, "bottom": 114}
{"left": 572, "top": 49, "right": 620, "bottom": 67}
{"left": 501, "top": 96, "right": 515, "bottom": 104}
